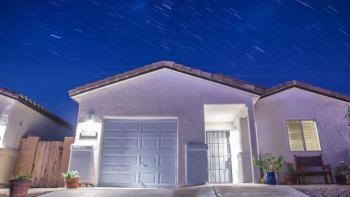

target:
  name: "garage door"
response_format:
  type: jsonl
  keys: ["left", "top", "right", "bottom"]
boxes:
{"left": 99, "top": 119, "right": 177, "bottom": 188}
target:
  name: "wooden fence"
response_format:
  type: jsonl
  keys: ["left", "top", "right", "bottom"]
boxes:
{"left": 14, "top": 136, "right": 74, "bottom": 188}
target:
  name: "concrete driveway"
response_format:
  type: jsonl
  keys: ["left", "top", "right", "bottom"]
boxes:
{"left": 41, "top": 184, "right": 308, "bottom": 197}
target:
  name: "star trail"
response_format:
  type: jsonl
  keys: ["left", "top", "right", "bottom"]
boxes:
{"left": 0, "top": 0, "right": 349, "bottom": 124}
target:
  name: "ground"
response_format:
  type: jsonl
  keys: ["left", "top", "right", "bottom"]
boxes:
{"left": 0, "top": 184, "right": 307, "bottom": 197}
{"left": 292, "top": 185, "right": 350, "bottom": 197}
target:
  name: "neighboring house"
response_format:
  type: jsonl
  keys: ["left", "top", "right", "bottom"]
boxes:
{"left": 69, "top": 61, "right": 350, "bottom": 188}
{"left": 0, "top": 88, "right": 74, "bottom": 185}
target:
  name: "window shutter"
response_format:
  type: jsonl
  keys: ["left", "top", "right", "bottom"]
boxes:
{"left": 302, "top": 121, "right": 321, "bottom": 151}
{"left": 287, "top": 121, "right": 305, "bottom": 151}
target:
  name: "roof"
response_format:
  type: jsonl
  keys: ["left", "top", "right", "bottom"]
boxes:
{"left": 0, "top": 88, "right": 73, "bottom": 130}
{"left": 69, "top": 61, "right": 266, "bottom": 96}
{"left": 262, "top": 80, "right": 350, "bottom": 103}
{"left": 69, "top": 61, "right": 350, "bottom": 103}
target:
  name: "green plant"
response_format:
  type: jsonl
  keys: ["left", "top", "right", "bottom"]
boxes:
{"left": 346, "top": 105, "right": 350, "bottom": 126}
{"left": 285, "top": 162, "right": 297, "bottom": 178}
{"left": 335, "top": 161, "right": 349, "bottom": 176}
{"left": 254, "top": 154, "right": 284, "bottom": 172}
{"left": 9, "top": 172, "right": 31, "bottom": 181}
{"left": 62, "top": 170, "right": 79, "bottom": 179}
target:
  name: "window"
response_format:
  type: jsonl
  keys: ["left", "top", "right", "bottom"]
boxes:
{"left": 286, "top": 120, "right": 321, "bottom": 151}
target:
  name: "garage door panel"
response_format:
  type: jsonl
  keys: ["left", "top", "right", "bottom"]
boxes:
{"left": 140, "top": 173, "right": 157, "bottom": 184}
{"left": 122, "top": 138, "right": 139, "bottom": 148}
{"left": 160, "top": 139, "right": 176, "bottom": 149}
{"left": 159, "top": 173, "right": 176, "bottom": 185}
{"left": 160, "top": 121, "right": 177, "bottom": 132}
{"left": 159, "top": 155, "right": 176, "bottom": 168}
{"left": 140, "top": 155, "right": 157, "bottom": 167}
{"left": 101, "top": 173, "right": 137, "bottom": 184}
{"left": 101, "top": 165, "right": 138, "bottom": 173}
{"left": 142, "top": 121, "right": 160, "bottom": 132}
{"left": 100, "top": 119, "right": 177, "bottom": 188}
{"left": 124, "top": 121, "right": 142, "bottom": 132}
{"left": 104, "top": 138, "right": 123, "bottom": 147}
{"left": 105, "top": 132, "right": 176, "bottom": 138}
{"left": 141, "top": 138, "right": 157, "bottom": 148}
{"left": 102, "top": 155, "right": 138, "bottom": 165}
{"left": 105, "top": 121, "right": 124, "bottom": 131}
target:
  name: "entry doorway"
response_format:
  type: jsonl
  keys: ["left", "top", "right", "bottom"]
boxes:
{"left": 206, "top": 130, "right": 233, "bottom": 183}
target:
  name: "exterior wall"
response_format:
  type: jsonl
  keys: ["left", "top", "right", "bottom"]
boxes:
{"left": 0, "top": 95, "right": 74, "bottom": 184}
{"left": 0, "top": 96, "right": 15, "bottom": 148}
{"left": 72, "top": 68, "right": 258, "bottom": 186}
{"left": 255, "top": 88, "right": 350, "bottom": 182}
{"left": 2, "top": 101, "right": 73, "bottom": 149}
{"left": 0, "top": 148, "right": 18, "bottom": 185}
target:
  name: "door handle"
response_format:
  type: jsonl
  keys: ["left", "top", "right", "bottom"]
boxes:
{"left": 141, "top": 161, "right": 148, "bottom": 167}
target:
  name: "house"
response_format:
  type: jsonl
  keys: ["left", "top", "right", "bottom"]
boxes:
{"left": 68, "top": 61, "right": 350, "bottom": 188}
{"left": 0, "top": 88, "right": 74, "bottom": 185}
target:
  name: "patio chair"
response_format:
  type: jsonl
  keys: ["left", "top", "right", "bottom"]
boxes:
{"left": 294, "top": 154, "right": 334, "bottom": 184}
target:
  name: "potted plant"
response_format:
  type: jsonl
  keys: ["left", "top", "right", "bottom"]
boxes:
{"left": 284, "top": 162, "right": 297, "bottom": 185}
{"left": 254, "top": 154, "right": 283, "bottom": 185}
{"left": 346, "top": 105, "right": 350, "bottom": 126}
{"left": 9, "top": 171, "right": 32, "bottom": 197}
{"left": 334, "top": 161, "right": 349, "bottom": 185}
{"left": 62, "top": 170, "right": 80, "bottom": 188}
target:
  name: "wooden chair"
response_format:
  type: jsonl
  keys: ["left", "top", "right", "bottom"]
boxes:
{"left": 294, "top": 154, "right": 334, "bottom": 184}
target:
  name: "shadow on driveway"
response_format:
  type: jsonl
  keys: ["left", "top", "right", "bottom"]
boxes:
{"left": 40, "top": 184, "right": 308, "bottom": 197}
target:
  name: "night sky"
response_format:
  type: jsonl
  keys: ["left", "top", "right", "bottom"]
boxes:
{"left": 1, "top": 0, "right": 349, "bottom": 125}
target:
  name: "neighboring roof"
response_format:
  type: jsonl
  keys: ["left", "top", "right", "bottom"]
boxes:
{"left": 69, "top": 61, "right": 266, "bottom": 97}
{"left": 68, "top": 61, "right": 350, "bottom": 103}
{"left": 0, "top": 88, "right": 73, "bottom": 130}
{"left": 262, "top": 80, "right": 350, "bottom": 103}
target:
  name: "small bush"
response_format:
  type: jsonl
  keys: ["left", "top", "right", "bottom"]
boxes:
{"left": 62, "top": 170, "right": 79, "bottom": 178}
{"left": 254, "top": 154, "right": 284, "bottom": 172}
{"left": 335, "top": 161, "right": 349, "bottom": 176}
{"left": 10, "top": 172, "right": 31, "bottom": 181}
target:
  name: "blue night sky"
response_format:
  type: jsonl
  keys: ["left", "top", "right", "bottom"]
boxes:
{"left": 0, "top": 0, "right": 349, "bottom": 125}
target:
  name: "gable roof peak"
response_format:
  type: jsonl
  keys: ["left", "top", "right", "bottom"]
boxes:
{"left": 0, "top": 88, "right": 73, "bottom": 129}
{"left": 69, "top": 61, "right": 265, "bottom": 97}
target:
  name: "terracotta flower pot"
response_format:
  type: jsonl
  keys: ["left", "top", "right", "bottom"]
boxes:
{"left": 284, "top": 175, "right": 297, "bottom": 185}
{"left": 64, "top": 177, "right": 80, "bottom": 188}
{"left": 9, "top": 179, "right": 31, "bottom": 197}
{"left": 335, "top": 175, "right": 347, "bottom": 185}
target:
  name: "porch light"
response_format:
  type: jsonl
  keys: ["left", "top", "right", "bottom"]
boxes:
{"left": 78, "top": 113, "right": 100, "bottom": 139}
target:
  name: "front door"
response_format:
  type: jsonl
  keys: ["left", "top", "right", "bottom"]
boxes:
{"left": 206, "top": 130, "right": 233, "bottom": 183}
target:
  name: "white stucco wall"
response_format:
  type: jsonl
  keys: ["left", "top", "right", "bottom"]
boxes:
{"left": 0, "top": 96, "right": 73, "bottom": 149}
{"left": 0, "top": 96, "right": 15, "bottom": 147}
{"left": 255, "top": 87, "right": 350, "bottom": 181}
{"left": 72, "top": 68, "right": 259, "bottom": 186}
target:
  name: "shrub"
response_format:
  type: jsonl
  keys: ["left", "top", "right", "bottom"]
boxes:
{"left": 285, "top": 162, "right": 297, "bottom": 178}
{"left": 346, "top": 105, "right": 350, "bottom": 126}
{"left": 254, "top": 154, "right": 284, "bottom": 172}
{"left": 10, "top": 172, "right": 31, "bottom": 181}
{"left": 335, "top": 161, "right": 349, "bottom": 176}
{"left": 62, "top": 170, "right": 79, "bottom": 179}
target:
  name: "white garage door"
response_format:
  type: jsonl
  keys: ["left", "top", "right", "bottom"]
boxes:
{"left": 99, "top": 119, "right": 177, "bottom": 188}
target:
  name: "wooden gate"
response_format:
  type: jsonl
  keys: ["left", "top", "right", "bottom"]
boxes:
{"left": 14, "top": 137, "right": 74, "bottom": 188}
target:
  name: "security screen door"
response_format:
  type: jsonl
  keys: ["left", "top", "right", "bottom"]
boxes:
{"left": 206, "top": 130, "right": 233, "bottom": 183}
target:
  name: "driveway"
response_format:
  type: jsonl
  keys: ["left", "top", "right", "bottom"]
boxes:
{"left": 41, "top": 184, "right": 308, "bottom": 197}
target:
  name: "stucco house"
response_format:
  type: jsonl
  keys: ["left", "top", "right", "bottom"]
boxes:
{"left": 0, "top": 88, "right": 74, "bottom": 185}
{"left": 69, "top": 61, "right": 350, "bottom": 188}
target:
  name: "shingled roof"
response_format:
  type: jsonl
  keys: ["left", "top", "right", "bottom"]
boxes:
{"left": 262, "top": 80, "right": 350, "bottom": 102}
{"left": 0, "top": 88, "right": 73, "bottom": 129}
{"left": 69, "top": 61, "right": 266, "bottom": 96}
{"left": 69, "top": 61, "right": 350, "bottom": 103}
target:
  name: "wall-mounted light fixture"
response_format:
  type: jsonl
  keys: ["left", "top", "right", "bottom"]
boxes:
{"left": 79, "top": 112, "right": 99, "bottom": 139}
